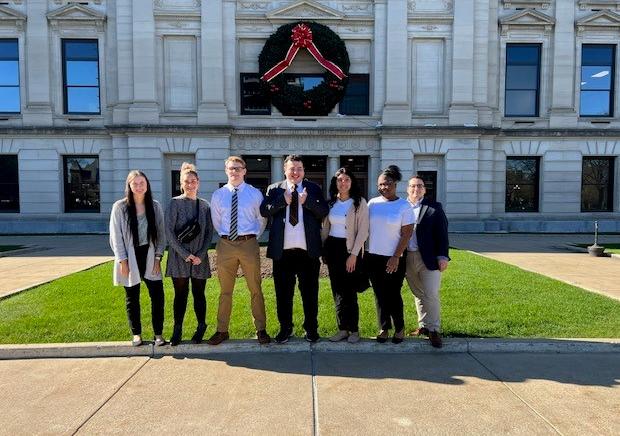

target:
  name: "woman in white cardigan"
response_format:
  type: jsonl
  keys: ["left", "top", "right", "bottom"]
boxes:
{"left": 321, "top": 167, "right": 369, "bottom": 344}
{"left": 109, "top": 170, "right": 166, "bottom": 347}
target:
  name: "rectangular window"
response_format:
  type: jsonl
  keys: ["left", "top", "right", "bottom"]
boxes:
{"left": 582, "top": 157, "right": 614, "bottom": 212}
{"left": 580, "top": 45, "right": 615, "bottom": 117}
{"left": 240, "top": 74, "right": 271, "bottom": 115}
{"left": 339, "top": 74, "right": 370, "bottom": 116}
{"left": 63, "top": 156, "right": 100, "bottom": 213}
{"left": 506, "top": 157, "right": 540, "bottom": 212}
{"left": 62, "top": 39, "right": 100, "bottom": 114}
{"left": 0, "top": 155, "right": 19, "bottom": 212}
{"left": 505, "top": 44, "right": 541, "bottom": 117}
{"left": 0, "top": 39, "right": 20, "bottom": 113}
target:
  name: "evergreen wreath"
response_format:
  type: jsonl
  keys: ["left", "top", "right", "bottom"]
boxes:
{"left": 258, "top": 21, "right": 350, "bottom": 116}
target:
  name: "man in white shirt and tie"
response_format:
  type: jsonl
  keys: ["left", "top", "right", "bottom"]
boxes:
{"left": 208, "top": 156, "right": 270, "bottom": 345}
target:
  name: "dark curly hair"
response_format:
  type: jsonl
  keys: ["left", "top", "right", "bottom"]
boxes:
{"left": 381, "top": 165, "right": 402, "bottom": 182}
{"left": 328, "top": 167, "right": 362, "bottom": 210}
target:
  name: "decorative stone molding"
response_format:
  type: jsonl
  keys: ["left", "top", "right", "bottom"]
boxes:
{"left": 232, "top": 134, "right": 379, "bottom": 153}
{"left": 266, "top": 0, "right": 345, "bottom": 23}
{"left": 585, "top": 140, "right": 619, "bottom": 154}
{"left": 499, "top": 9, "right": 555, "bottom": 36}
{"left": 578, "top": 1, "right": 620, "bottom": 11}
{"left": 237, "top": 2, "right": 271, "bottom": 12}
{"left": 411, "top": 139, "right": 446, "bottom": 154}
{"left": 576, "top": 9, "right": 620, "bottom": 35}
{"left": 0, "top": 138, "right": 18, "bottom": 154}
{"left": 60, "top": 138, "right": 101, "bottom": 154}
{"left": 342, "top": 2, "right": 372, "bottom": 13}
{"left": 47, "top": 4, "right": 106, "bottom": 32}
{"left": 154, "top": 0, "right": 201, "bottom": 11}
{"left": 160, "top": 137, "right": 198, "bottom": 154}
{"left": 502, "top": 0, "right": 550, "bottom": 9}
{"left": 503, "top": 140, "right": 545, "bottom": 155}
{"left": 0, "top": 5, "right": 26, "bottom": 31}
{"left": 54, "top": 0, "right": 102, "bottom": 4}
{"left": 409, "top": 0, "right": 453, "bottom": 13}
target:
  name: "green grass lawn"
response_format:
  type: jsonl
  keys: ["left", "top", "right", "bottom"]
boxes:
{"left": 0, "top": 245, "right": 23, "bottom": 253}
{"left": 577, "top": 243, "right": 620, "bottom": 254}
{"left": 1, "top": 249, "right": 620, "bottom": 344}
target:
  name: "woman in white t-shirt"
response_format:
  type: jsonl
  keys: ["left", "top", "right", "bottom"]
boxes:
{"left": 366, "top": 165, "right": 414, "bottom": 343}
{"left": 321, "top": 167, "right": 369, "bottom": 344}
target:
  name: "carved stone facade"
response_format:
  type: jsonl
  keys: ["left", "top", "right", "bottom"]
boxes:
{"left": 0, "top": 0, "right": 620, "bottom": 233}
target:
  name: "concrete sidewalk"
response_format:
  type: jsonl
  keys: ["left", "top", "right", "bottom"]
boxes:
{"left": 0, "top": 351, "right": 618, "bottom": 435}
{"left": 451, "top": 234, "right": 620, "bottom": 301}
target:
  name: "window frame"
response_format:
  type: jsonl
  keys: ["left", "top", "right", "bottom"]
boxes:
{"left": 338, "top": 73, "right": 370, "bottom": 116}
{"left": 505, "top": 156, "right": 541, "bottom": 213}
{"left": 504, "top": 43, "right": 542, "bottom": 118}
{"left": 63, "top": 155, "right": 100, "bottom": 213}
{"left": 0, "top": 38, "right": 20, "bottom": 114}
{"left": 579, "top": 44, "right": 615, "bottom": 118}
{"left": 240, "top": 73, "right": 271, "bottom": 116}
{"left": 581, "top": 156, "right": 615, "bottom": 212}
{"left": 61, "top": 39, "right": 101, "bottom": 115}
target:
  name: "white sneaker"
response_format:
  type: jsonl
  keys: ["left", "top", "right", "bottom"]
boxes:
{"left": 154, "top": 335, "right": 166, "bottom": 346}
{"left": 329, "top": 330, "right": 349, "bottom": 342}
{"left": 347, "top": 332, "right": 360, "bottom": 343}
{"left": 131, "top": 335, "right": 142, "bottom": 347}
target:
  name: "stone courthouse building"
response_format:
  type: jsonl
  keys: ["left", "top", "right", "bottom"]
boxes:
{"left": 1, "top": 0, "right": 620, "bottom": 233}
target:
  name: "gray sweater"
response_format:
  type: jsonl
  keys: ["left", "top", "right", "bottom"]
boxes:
{"left": 165, "top": 195, "right": 213, "bottom": 279}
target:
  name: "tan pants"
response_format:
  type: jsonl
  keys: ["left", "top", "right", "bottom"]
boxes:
{"left": 405, "top": 250, "right": 442, "bottom": 332}
{"left": 215, "top": 237, "right": 266, "bottom": 332}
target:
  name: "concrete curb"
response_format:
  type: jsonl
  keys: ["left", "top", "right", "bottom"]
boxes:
{"left": 0, "top": 245, "right": 48, "bottom": 258}
{"left": 1, "top": 338, "right": 618, "bottom": 360}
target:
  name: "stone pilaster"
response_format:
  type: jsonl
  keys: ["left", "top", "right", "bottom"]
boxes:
{"left": 474, "top": 0, "right": 492, "bottom": 126}
{"left": 549, "top": 3, "right": 577, "bottom": 127}
{"left": 271, "top": 156, "right": 283, "bottom": 183}
{"left": 23, "top": 0, "right": 52, "bottom": 125}
{"left": 112, "top": 0, "right": 133, "bottom": 124}
{"left": 129, "top": 0, "right": 159, "bottom": 124}
{"left": 372, "top": 0, "right": 387, "bottom": 116}
{"left": 197, "top": 0, "right": 228, "bottom": 125}
{"left": 449, "top": 0, "right": 477, "bottom": 125}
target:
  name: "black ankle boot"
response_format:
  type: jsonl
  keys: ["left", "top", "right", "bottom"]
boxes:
{"left": 170, "top": 325, "right": 182, "bottom": 346}
{"left": 191, "top": 323, "right": 207, "bottom": 344}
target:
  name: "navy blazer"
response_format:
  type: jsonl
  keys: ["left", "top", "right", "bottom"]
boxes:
{"left": 260, "top": 179, "right": 329, "bottom": 260}
{"left": 415, "top": 197, "right": 450, "bottom": 271}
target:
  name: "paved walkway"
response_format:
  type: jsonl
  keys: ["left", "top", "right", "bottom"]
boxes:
{"left": 450, "top": 234, "right": 620, "bottom": 302}
{"left": 0, "top": 351, "right": 618, "bottom": 435}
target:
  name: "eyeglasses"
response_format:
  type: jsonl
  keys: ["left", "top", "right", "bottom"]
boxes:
{"left": 226, "top": 166, "right": 245, "bottom": 172}
{"left": 409, "top": 184, "right": 425, "bottom": 188}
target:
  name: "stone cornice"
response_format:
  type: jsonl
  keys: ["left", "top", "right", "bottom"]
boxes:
{"left": 0, "top": 5, "right": 26, "bottom": 31}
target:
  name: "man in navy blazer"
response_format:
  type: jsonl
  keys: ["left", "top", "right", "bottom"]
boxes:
{"left": 404, "top": 175, "right": 450, "bottom": 348}
{"left": 260, "top": 155, "right": 328, "bottom": 343}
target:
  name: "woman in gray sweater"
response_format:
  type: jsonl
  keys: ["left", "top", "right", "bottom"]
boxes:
{"left": 166, "top": 163, "right": 213, "bottom": 345}
{"left": 109, "top": 170, "right": 166, "bottom": 347}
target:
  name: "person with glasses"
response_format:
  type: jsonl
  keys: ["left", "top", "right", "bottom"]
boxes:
{"left": 366, "top": 165, "right": 414, "bottom": 344}
{"left": 260, "top": 155, "right": 329, "bottom": 343}
{"left": 207, "top": 156, "right": 271, "bottom": 345}
{"left": 405, "top": 175, "right": 450, "bottom": 348}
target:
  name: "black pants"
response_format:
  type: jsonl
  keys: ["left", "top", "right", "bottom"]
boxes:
{"left": 325, "top": 237, "right": 359, "bottom": 332}
{"left": 272, "top": 248, "right": 320, "bottom": 333}
{"left": 366, "top": 252, "right": 406, "bottom": 332}
{"left": 172, "top": 277, "right": 207, "bottom": 326}
{"left": 124, "top": 244, "right": 165, "bottom": 336}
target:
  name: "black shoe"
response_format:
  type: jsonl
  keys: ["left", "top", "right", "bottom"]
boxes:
{"left": 275, "top": 327, "right": 293, "bottom": 344}
{"left": 257, "top": 330, "right": 271, "bottom": 345}
{"left": 191, "top": 323, "right": 207, "bottom": 344}
{"left": 170, "top": 325, "right": 182, "bottom": 346}
{"left": 304, "top": 331, "right": 320, "bottom": 343}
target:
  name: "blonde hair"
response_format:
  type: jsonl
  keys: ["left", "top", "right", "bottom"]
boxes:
{"left": 224, "top": 156, "right": 246, "bottom": 168}
{"left": 179, "top": 162, "right": 198, "bottom": 193}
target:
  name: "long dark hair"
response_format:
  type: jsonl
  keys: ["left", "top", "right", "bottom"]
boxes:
{"left": 328, "top": 167, "right": 362, "bottom": 211}
{"left": 124, "top": 170, "right": 158, "bottom": 248}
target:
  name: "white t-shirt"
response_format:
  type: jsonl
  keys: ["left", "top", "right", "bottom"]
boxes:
{"left": 367, "top": 196, "right": 415, "bottom": 257}
{"left": 283, "top": 181, "right": 307, "bottom": 250}
{"left": 328, "top": 198, "right": 353, "bottom": 238}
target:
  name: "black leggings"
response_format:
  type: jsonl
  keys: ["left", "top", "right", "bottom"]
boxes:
{"left": 366, "top": 252, "right": 406, "bottom": 332}
{"left": 124, "top": 244, "right": 165, "bottom": 336}
{"left": 325, "top": 237, "right": 359, "bottom": 332}
{"left": 172, "top": 277, "right": 207, "bottom": 326}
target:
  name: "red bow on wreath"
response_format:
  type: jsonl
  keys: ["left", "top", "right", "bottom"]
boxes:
{"left": 261, "top": 23, "right": 347, "bottom": 82}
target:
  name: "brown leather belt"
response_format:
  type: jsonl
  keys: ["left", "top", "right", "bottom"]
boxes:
{"left": 220, "top": 234, "right": 256, "bottom": 241}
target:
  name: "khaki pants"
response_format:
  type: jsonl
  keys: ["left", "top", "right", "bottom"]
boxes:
{"left": 215, "top": 237, "right": 266, "bottom": 332}
{"left": 405, "top": 250, "right": 442, "bottom": 332}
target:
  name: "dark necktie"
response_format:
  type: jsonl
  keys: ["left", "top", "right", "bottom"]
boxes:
{"left": 289, "top": 184, "right": 299, "bottom": 226}
{"left": 229, "top": 188, "right": 238, "bottom": 240}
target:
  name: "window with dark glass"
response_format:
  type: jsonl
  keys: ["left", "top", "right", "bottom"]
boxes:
{"left": 0, "top": 155, "right": 19, "bottom": 212}
{"left": 505, "top": 44, "right": 541, "bottom": 117}
{"left": 0, "top": 39, "right": 20, "bottom": 113}
{"left": 240, "top": 73, "right": 271, "bottom": 115}
{"left": 340, "top": 155, "right": 369, "bottom": 200}
{"left": 505, "top": 157, "right": 540, "bottom": 212}
{"left": 243, "top": 155, "right": 271, "bottom": 194}
{"left": 582, "top": 157, "right": 614, "bottom": 212}
{"left": 63, "top": 156, "right": 100, "bottom": 212}
{"left": 339, "top": 74, "right": 370, "bottom": 116}
{"left": 62, "top": 39, "right": 100, "bottom": 114}
{"left": 580, "top": 45, "right": 615, "bottom": 117}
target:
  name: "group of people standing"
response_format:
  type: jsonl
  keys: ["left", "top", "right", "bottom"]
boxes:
{"left": 109, "top": 154, "right": 450, "bottom": 349}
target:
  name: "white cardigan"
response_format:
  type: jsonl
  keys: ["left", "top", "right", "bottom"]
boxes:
{"left": 109, "top": 199, "right": 166, "bottom": 287}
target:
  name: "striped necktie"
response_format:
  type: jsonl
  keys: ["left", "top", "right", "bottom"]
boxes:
{"left": 289, "top": 184, "right": 299, "bottom": 226}
{"left": 229, "top": 188, "right": 238, "bottom": 240}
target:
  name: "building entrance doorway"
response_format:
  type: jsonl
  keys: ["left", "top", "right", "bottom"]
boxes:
{"left": 414, "top": 155, "right": 444, "bottom": 204}
{"left": 165, "top": 154, "right": 194, "bottom": 200}
{"left": 418, "top": 171, "right": 437, "bottom": 203}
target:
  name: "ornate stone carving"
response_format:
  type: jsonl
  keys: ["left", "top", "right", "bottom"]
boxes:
{"left": 500, "top": 9, "right": 555, "bottom": 36}
{"left": 54, "top": 0, "right": 102, "bottom": 4}
{"left": 342, "top": 3, "right": 371, "bottom": 12}
{"left": 0, "top": 5, "right": 27, "bottom": 31}
{"left": 232, "top": 135, "right": 379, "bottom": 153}
{"left": 409, "top": 0, "right": 453, "bottom": 12}
{"left": 502, "top": 0, "right": 550, "bottom": 9}
{"left": 47, "top": 3, "right": 107, "bottom": 32}
{"left": 266, "top": 0, "right": 344, "bottom": 22}
{"left": 576, "top": 9, "right": 620, "bottom": 36}
{"left": 239, "top": 2, "right": 270, "bottom": 11}
{"left": 578, "top": 0, "right": 620, "bottom": 10}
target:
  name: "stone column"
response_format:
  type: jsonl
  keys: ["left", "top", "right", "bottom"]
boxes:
{"left": 23, "top": 0, "right": 52, "bottom": 125}
{"left": 328, "top": 156, "right": 339, "bottom": 179}
{"left": 129, "top": 0, "right": 159, "bottom": 124}
{"left": 271, "top": 156, "right": 283, "bottom": 183}
{"left": 373, "top": 0, "right": 387, "bottom": 116}
{"left": 382, "top": 0, "right": 411, "bottom": 125}
{"left": 113, "top": 0, "right": 133, "bottom": 124}
{"left": 474, "top": 0, "right": 492, "bottom": 126}
{"left": 449, "top": 0, "right": 477, "bottom": 125}
{"left": 549, "top": 3, "right": 577, "bottom": 127}
{"left": 197, "top": 0, "right": 228, "bottom": 125}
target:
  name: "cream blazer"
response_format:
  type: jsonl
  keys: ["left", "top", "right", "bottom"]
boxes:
{"left": 321, "top": 198, "right": 369, "bottom": 256}
{"left": 109, "top": 199, "right": 166, "bottom": 287}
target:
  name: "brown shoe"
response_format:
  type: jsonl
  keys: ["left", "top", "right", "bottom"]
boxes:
{"left": 206, "top": 331, "right": 229, "bottom": 346}
{"left": 409, "top": 327, "right": 430, "bottom": 337}
{"left": 376, "top": 330, "right": 389, "bottom": 343}
{"left": 257, "top": 330, "right": 271, "bottom": 345}
{"left": 429, "top": 331, "right": 443, "bottom": 348}
{"left": 392, "top": 329, "right": 405, "bottom": 344}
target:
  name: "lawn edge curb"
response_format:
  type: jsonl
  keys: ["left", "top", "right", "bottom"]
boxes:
{"left": 0, "top": 338, "right": 618, "bottom": 360}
